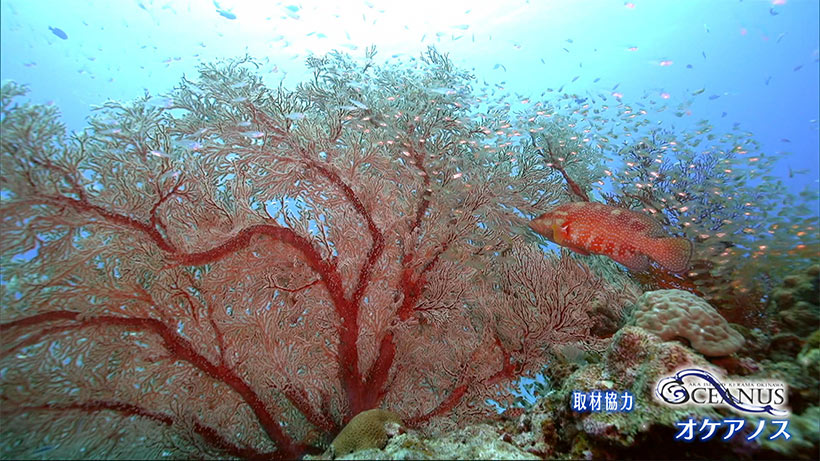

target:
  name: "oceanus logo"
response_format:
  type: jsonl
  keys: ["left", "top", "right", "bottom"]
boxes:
{"left": 655, "top": 368, "right": 789, "bottom": 417}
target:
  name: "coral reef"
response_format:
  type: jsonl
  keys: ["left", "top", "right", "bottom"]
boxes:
{"left": 0, "top": 50, "right": 622, "bottom": 459}
{"left": 326, "top": 325, "right": 819, "bottom": 460}
{"left": 492, "top": 327, "right": 727, "bottom": 458}
{"left": 751, "top": 264, "right": 820, "bottom": 415}
{"left": 760, "top": 405, "right": 820, "bottom": 458}
{"left": 507, "top": 325, "right": 818, "bottom": 460}
{"left": 770, "top": 264, "right": 820, "bottom": 338}
{"left": 312, "top": 424, "right": 539, "bottom": 460}
{"left": 559, "top": 327, "right": 721, "bottom": 444}
{"left": 323, "top": 409, "right": 404, "bottom": 459}
{"left": 2, "top": 44, "right": 818, "bottom": 459}
{"left": 798, "top": 329, "right": 820, "bottom": 377}
{"left": 628, "top": 289, "right": 745, "bottom": 356}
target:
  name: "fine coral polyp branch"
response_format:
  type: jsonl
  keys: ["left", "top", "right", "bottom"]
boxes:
{"left": 302, "top": 152, "right": 385, "bottom": 305}
{"left": 33, "top": 194, "right": 178, "bottom": 252}
{"left": 1, "top": 311, "right": 301, "bottom": 458}
{"left": 174, "top": 223, "right": 344, "bottom": 304}
{"left": 3, "top": 399, "right": 273, "bottom": 460}
{"left": 541, "top": 138, "right": 590, "bottom": 202}
{"left": 279, "top": 381, "right": 339, "bottom": 434}
{"left": 405, "top": 384, "right": 468, "bottom": 427}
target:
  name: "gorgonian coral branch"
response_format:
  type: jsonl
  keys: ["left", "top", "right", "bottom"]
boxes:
{"left": 0, "top": 398, "right": 274, "bottom": 460}
{"left": 172, "top": 223, "right": 345, "bottom": 309}
{"left": 31, "top": 194, "right": 177, "bottom": 253}
{"left": 0, "top": 311, "right": 301, "bottom": 459}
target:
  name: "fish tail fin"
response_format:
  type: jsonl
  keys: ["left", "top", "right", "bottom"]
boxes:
{"left": 646, "top": 237, "right": 693, "bottom": 273}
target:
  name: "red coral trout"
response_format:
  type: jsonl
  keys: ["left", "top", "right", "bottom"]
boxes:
{"left": 529, "top": 202, "right": 693, "bottom": 273}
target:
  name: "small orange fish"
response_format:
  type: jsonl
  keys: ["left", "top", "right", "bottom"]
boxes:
{"left": 529, "top": 202, "right": 693, "bottom": 273}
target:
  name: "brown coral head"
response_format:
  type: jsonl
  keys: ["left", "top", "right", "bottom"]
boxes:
{"left": 326, "top": 409, "right": 404, "bottom": 459}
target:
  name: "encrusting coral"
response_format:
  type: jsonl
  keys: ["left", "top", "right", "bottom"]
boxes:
{"left": 628, "top": 289, "right": 745, "bottom": 357}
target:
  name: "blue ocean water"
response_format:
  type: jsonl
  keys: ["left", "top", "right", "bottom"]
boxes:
{"left": 1, "top": 1, "right": 819, "bottom": 459}
{"left": 1, "top": 0, "right": 818, "bottom": 197}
